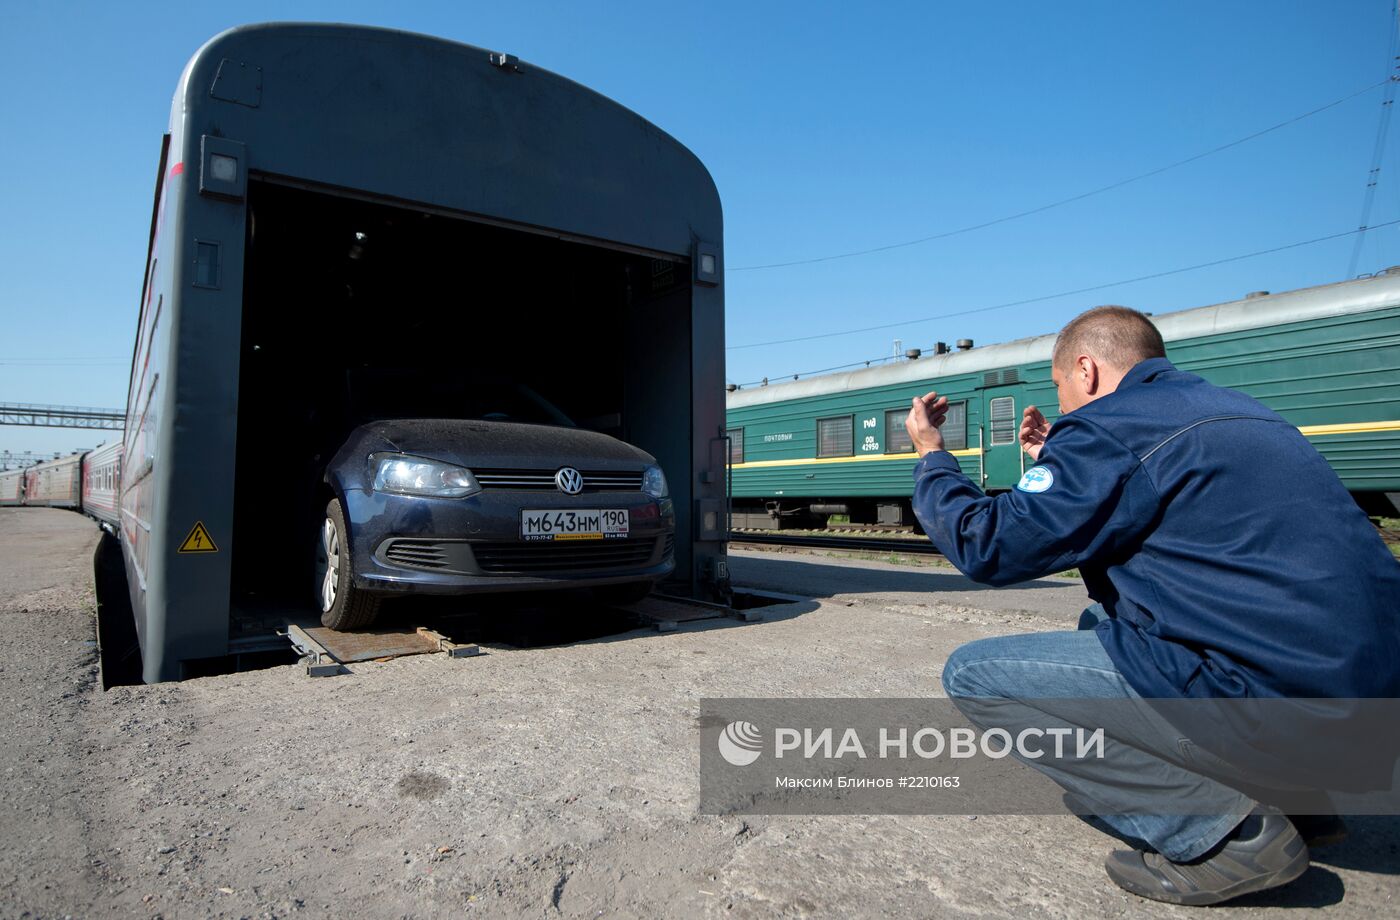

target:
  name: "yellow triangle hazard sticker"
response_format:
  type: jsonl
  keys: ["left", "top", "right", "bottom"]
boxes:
{"left": 177, "top": 521, "right": 219, "bottom": 554}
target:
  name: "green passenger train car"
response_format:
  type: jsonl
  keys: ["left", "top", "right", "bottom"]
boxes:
{"left": 725, "top": 273, "right": 1400, "bottom": 527}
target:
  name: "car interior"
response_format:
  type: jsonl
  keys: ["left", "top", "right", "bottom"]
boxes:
{"left": 229, "top": 181, "right": 693, "bottom": 619}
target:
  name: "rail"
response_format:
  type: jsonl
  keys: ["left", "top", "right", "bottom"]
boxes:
{"left": 727, "top": 530, "right": 945, "bottom": 556}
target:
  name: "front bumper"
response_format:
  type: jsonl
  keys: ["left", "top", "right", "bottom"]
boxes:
{"left": 341, "top": 487, "right": 676, "bottom": 595}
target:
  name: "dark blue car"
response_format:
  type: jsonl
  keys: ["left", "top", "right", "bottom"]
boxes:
{"left": 315, "top": 379, "right": 674, "bottom": 629}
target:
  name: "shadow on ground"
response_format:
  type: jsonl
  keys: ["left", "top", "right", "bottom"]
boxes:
{"left": 729, "top": 551, "right": 1077, "bottom": 600}
{"left": 1074, "top": 813, "right": 1400, "bottom": 909}
{"left": 370, "top": 589, "right": 818, "bottom": 650}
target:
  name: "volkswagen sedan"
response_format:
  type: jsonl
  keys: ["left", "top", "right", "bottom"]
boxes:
{"left": 314, "top": 380, "right": 675, "bottom": 630}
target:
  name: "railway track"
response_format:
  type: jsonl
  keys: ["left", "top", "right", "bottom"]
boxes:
{"left": 731, "top": 522, "right": 1400, "bottom": 561}
{"left": 727, "top": 530, "right": 945, "bottom": 556}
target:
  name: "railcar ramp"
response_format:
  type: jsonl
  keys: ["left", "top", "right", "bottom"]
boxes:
{"left": 631, "top": 593, "right": 766, "bottom": 632}
{"left": 281, "top": 591, "right": 781, "bottom": 676}
{"left": 285, "top": 623, "right": 480, "bottom": 676}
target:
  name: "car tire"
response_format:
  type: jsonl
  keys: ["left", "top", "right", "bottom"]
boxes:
{"left": 593, "top": 580, "right": 654, "bottom": 607}
{"left": 315, "top": 497, "right": 381, "bottom": 630}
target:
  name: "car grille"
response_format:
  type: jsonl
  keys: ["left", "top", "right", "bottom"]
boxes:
{"left": 472, "top": 469, "right": 644, "bottom": 492}
{"left": 470, "top": 538, "right": 658, "bottom": 573}
{"left": 382, "top": 538, "right": 451, "bottom": 570}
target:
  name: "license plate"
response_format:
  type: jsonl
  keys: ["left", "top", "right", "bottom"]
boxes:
{"left": 520, "top": 509, "right": 629, "bottom": 541}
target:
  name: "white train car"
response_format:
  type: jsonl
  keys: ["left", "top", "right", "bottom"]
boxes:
{"left": 0, "top": 469, "right": 24, "bottom": 506}
{"left": 23, "top": 453, "right": 83, "bottom": 508}
{"left": 82, "top": 442, "right": 123, "bottom": 527}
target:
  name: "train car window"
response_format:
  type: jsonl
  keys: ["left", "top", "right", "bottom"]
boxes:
{"left": 989, "top": 397, "right": 1016, "bottom": 446}
{"left": 817, "top": 416, "right": 854, "bottom": 458}
{"left": 727, "top": 428, "right": 744, "bottom": 464}
{"left": 943, "top": 401, "right": 968, "bottom": 450}
{"left": 887, "top": 401, "right": 967, "bottom": 452}
{"left": 885, "top": 409, "right": 914, "bottom": 454}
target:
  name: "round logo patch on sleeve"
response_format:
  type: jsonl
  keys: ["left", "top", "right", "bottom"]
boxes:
{"left": 1016, "top": 466, "right": 1054, "bottom": 493}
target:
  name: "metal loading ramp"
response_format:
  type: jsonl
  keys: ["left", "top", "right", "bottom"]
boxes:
{"left": 281, "top": 592, "right": 768, "bottom": 676}
{"left": 285, "top": 624, "right": 480, "bottom": 676}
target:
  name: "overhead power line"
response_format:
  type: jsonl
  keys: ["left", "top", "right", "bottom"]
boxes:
{"left": 729, "top": 218, "right": 1400, "bottom": 366}
{"left": 731, "top": 79, "right": 1393, "bottom": 272}
{"left": 1346, "top": 2, "right": 1400, "bottom": 279}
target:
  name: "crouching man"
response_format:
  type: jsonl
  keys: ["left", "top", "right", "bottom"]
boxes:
{"left": 906, "top": 305, "right": 1400, "bottom": 905}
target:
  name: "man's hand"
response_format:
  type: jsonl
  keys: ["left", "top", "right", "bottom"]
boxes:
{"left": 906, "top": 391, "right": 949, "bottom": 456}
{"left": 1019, "top": 406, "right": 1050, "bottom": 460}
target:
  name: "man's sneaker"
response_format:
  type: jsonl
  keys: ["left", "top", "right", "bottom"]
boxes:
{"left": 1104, "top": 810, "right": 1309, "bottom": 906}
{"left": 1287, "top": 813, "right": 1348, "bottom": 849}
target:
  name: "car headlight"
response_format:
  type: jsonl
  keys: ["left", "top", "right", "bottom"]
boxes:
{"left": 642, "top": 464, "right": 669, "bottom": 499}
{"left": 370, "top": 454, "right": 481, "bottom": 498}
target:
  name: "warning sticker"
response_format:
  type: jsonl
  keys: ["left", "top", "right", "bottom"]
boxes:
{"left": 177, "top": 521, "right": 218, "bottom": 554}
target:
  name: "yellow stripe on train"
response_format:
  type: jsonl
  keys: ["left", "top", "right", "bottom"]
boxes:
{"left": 1296, "top": 420, "right": 1400, "bottom": 437}
{"left": 728, "top": 421, "right": 1400, "bottom": 470}
{"left": 730, "top": 448, "right": 980, "bottom": 470}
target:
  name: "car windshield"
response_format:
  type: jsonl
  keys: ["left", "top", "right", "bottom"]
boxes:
{"left": 346, "top": 369, "right": 575, "bottom": 427}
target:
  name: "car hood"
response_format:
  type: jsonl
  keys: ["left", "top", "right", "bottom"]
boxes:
{"left": 357, "top": 419, "right": 656, "bottom": 470}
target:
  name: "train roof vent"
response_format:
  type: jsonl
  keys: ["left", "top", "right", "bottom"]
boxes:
{"left": 1244, "top": 290, "right": 1270, "bottom": 299}
{"left": 983, "top": 369, "right": 1021, "bottom": 387}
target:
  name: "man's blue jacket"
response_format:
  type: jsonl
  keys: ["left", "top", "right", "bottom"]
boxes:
{"left": 913, "top": 358, "right": 1400, "bottom": 704}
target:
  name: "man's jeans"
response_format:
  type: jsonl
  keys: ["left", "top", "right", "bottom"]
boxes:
{"left": 940, "top": 606, "right": 1255, "bottom": 862}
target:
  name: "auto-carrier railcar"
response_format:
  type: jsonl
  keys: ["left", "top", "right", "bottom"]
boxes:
{"left": 107, "top": 24, "right": 727, "bottom": 682}
{"left": 0, "top": 468, "right": 24, "bottom": 506}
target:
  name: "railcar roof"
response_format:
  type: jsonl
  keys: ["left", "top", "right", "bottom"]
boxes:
{"left": 727, "top": 272, "right": 1400, "bottom": 408}
{"left": 22, "top": 453, "right": 86, "bottom": 473}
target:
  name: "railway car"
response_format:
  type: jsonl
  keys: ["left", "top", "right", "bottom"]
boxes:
{"left": 81, "top": 441, "right": 123, "bottom": 528}
{"left": 103, "top": 23, "right": 726, "bottom": 682}
{"left": 21, "top": 452, "right": 85, "bottom": 509}
{"left": 0, "top": 468, "right": 24, "bottom": 506}
{"left": 726, "top": 272, "right": 1400, "bottom": 527}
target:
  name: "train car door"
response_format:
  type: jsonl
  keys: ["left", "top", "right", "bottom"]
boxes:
{"left": 980, "top": 384, "right": 1027, "bottom": 490}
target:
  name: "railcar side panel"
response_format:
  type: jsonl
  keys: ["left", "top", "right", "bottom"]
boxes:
{"left": 728, "top": 371, "right": 986, "bottom": 500}
{"left": 83, "top": 442, "right": 124, "bottom": 527}
{"left": 22, "top": 454, "right": 84, "bottom": 508}
{"left": 0, "top": 469, "right": 23, "bottom": 506}
{"left": 1169, "top": 306, "right": 1400, "bottom": 492}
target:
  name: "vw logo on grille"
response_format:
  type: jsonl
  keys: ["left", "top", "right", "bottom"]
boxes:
{"left": 555, "top": 467, "right": 584, "bottom": 495}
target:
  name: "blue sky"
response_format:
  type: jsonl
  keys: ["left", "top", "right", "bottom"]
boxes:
{"left": 1, "top": 1, "right": 1397, "bottom": 458}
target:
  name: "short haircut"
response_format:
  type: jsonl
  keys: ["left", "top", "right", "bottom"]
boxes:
{"left": 1052, "top": 305, "right": 1166, "bottom": 372}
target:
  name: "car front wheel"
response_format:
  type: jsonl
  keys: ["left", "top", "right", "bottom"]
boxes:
{"left": 314, "top": 497, "right": 381, "bottom": 630}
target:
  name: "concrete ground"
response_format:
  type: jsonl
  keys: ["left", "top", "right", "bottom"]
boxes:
{"left": 1, "top": 506, "right": 1396, "bottom": 919}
